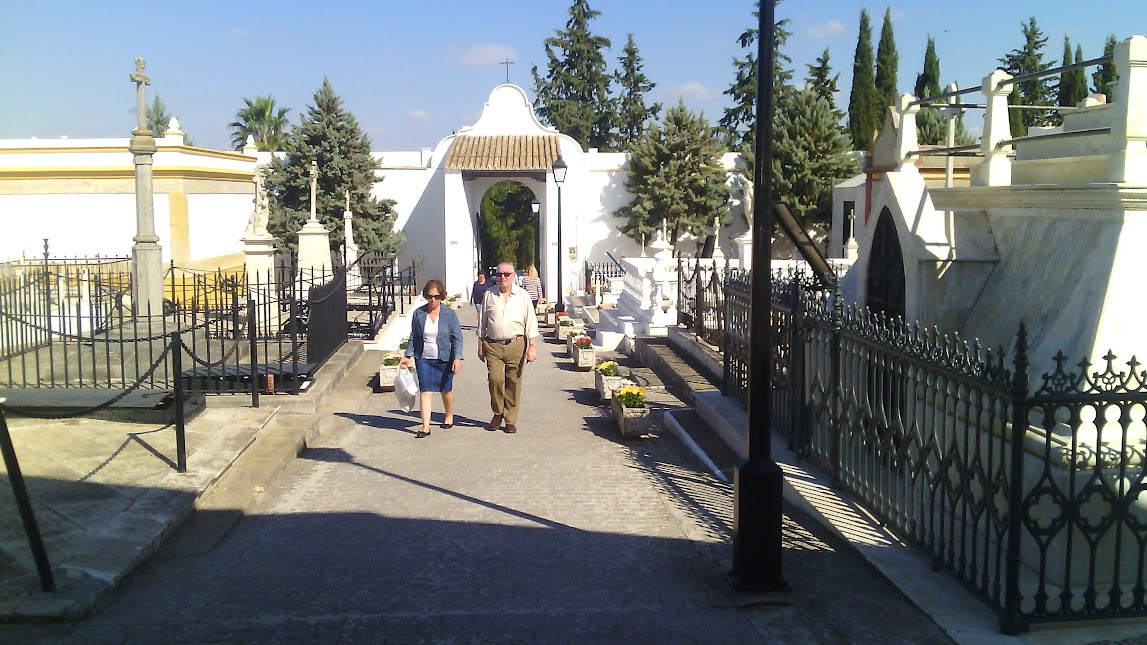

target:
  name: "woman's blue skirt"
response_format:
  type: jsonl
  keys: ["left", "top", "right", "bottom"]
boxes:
{"left": 415, "top": 357, "right": 454, "bottom": 393}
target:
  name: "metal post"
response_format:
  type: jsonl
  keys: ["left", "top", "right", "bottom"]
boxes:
{"left": 1001, "top": 323, "right": 1030, "bottom": 634}
{"left": 731, "top": 0, "right": 786, "bottom": 592}
{"left": 170, "top": 331, "right": 187, "bottom": 473}
{"left": 555, "top": 183, "right": 565, "bottom": 313}
{"left": 0, "top": 408, "right": 55, "bottom": 592}
{"left": 249, "top": 298, "right": 260, "bottom": 408}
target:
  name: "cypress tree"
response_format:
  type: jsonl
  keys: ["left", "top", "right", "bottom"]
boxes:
{"left": 999, "top": 17, "right": 1054, "bottom": 136}
{"left": 613, "top": 33, "right": 662, "bottom": 148}
{"left": 266, "top": 78, "right": 401, "bottom": 255}
{"left": 874, "top": 7, "right": 899, "bottom": 120}
{"left": 615, "top": 102, "right": 729, "bottom": 247}
{"left": 914, "top": 37, "right": 944, "bottom": 145}
{"left": 1092, "top": 34, "right": 1119, "bottom": 100}
{"left": 1071, "top": 45, "right": 1089, "bottom": 104}
{"left": 719, "top": 0, "right": 793, "bottom": 151}
{"left": 531, "top": 0, "right": 615, "bottom": 150}
{"left": 847, "top": 9, "right": 878, "bottom": 151}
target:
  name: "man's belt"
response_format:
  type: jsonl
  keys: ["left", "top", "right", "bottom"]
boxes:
{"left": 483, "top": 336, "right": 522, "bottom": 345}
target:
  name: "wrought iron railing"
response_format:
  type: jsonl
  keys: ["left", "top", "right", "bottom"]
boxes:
{"left": 734, "top": 270, "right": 1147, "bottom": 633}
{"left": 677, "top": 258, "right": 730, "bottom": 349}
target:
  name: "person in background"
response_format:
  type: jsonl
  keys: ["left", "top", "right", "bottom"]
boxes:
{"left": 521, "top": 264, "right": 544, "bottom": 310}
{"left": 477, "top": 261, "right": 539, "bottom": 434}
{"left": 470, "top": 269, "right": 489, "bottom": 317}
{"left": 399, "top": 279, "right": 464, "bottom": 438}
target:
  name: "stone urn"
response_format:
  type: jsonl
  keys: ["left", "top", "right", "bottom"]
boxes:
{"left": 611, "top": 396, "right": 652, "bottom": 438}
{"left": 595, "top": 371, "right": 626, "bottom": 403}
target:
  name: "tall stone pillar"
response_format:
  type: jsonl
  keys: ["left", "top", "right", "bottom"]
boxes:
{"left": 978, "top": 69, "right": 1014, "bottom": 187}
{"left": 1111, "top": 35, "right": 1147, "bottom": 184}
{"left": 128, "top": 58, "right": 164, "bottom": 316}
{"left": 894, "top": 93, "right": 921, "bottom": 173}
{"left": 342, "top": 191, "right": 360, "bottom": 289}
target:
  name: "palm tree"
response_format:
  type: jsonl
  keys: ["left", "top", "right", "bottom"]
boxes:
{"left": 229, "top": 96, "right": 290, "bottom": 151}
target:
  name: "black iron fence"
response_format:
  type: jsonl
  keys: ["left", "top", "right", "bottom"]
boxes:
{"left": 678, "top": 258, "right": 731, "bottom": 349}
{"left": 727, "top": 270, "right": 1147, "bottom": 633}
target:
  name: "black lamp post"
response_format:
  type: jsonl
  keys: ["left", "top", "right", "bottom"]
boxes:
{"left": 531, "top": 198, "right": 541, "bottom": 281}
{"left": 730, "top": 0, "right": 785, "bottom": 592}
{"left": 551, "top": 156, "right": 568, "bottom": 313}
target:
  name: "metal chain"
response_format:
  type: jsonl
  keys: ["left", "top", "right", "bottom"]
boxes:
{"left": 0, "top": 343, "right": 173, "bottom": 419}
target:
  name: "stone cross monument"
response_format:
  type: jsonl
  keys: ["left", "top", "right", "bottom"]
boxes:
{"left": 297, "top": 160, "right": 333, "bottom": 280}
{"left": 128, "top": 57, "right": 164, "bottom": 317}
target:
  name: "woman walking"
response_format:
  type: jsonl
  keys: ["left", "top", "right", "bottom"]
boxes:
{"left": 399, "top": 279, "right": 464, "bottom": 438}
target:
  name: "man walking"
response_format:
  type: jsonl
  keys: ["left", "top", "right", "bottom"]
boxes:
{"left": 477, "top": 261, "right": 539, "bottom": 434}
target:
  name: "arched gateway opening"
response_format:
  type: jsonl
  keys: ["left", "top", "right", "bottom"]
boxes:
{"left": 478, "top": 181, "right": 540, "bottom": 278}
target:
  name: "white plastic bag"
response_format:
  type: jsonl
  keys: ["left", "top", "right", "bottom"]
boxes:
{"left": 395, "top": 368, "right": 419, "bottom": 413}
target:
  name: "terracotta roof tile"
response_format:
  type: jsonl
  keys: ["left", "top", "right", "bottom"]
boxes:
{"left": 443, "top": 135, "right": 560, "bottom": 171}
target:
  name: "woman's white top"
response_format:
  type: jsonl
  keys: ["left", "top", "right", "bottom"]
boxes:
{"left": 422, "top": 312, "right": 440, "bottom": 360}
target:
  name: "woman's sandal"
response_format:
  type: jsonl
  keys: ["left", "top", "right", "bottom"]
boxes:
{"left": 416, "top": 428, "right": 431, "bottom": 438}
{"left": 441, "top": 419, "right": 454, "bottom": 429}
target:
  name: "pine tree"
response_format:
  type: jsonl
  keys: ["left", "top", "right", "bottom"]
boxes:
{"left": 146, "top": 95, "right": 171, "bottom": 136}
{"left": 265, "top": 78, "right": 401, "bottom": 256}
{"left": 805, "top": 48, "right": 840, "bottom": 114}
{"left": 874, "top": 7, "right": 899, "bottom": 120}
{"left": 614, "top": 102, "right": 729, "bottom": 247}
{"left": 531, "top": 0, "right": 615, "bottom": 150}
{"left": 1092, "top": 34, "right": 1119, "bottom": 99}
{"left": 847, "top": 9, "right": 878, "bottom": 151}
{"left": 771, "top": 89, "right": 856, "bottom": 230}
{"left": 613, "top": 34, "right": 662, "bottom": 148}
{"left": 719, "top": 0, "right": 792, "bottom": 151}
{"left": 999, "top": 17, "right": 1054, "bottom": 137}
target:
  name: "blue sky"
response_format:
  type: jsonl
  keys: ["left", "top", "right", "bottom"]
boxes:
{"left": 1, "top": 1, "right": 1141, "bottom": 151}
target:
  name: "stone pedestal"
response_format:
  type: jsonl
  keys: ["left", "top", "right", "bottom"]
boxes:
{"left": 297, "top": 219, "right": 333, "bottom": 283}
{"left": 735, "top": 233, "right": 753, "bottom": 271}
{"left": 243, "top": 234, "right": 277, "bottom": 303}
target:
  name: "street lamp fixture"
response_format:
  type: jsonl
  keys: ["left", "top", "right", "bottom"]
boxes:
{"left": 551, "top": 156, "right": 568, "bottom": 313}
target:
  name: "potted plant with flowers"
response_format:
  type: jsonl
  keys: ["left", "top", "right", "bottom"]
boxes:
{"left": 565, "top": 328, "right": 585, "bottom": 356}
{"left": 595, "top": 360, "right": 624, "bottom": 402}
{"left": 377, "top": 351, "right": 404, "bottom": 391}
{"left": 612, "top": 385, "right": 651, "bottom": 437}
{"left": 545, "top": 305, "right": 557, "bottom": 326}
{"left": 572, "top": 335, "right": 595, "bottom": 370}
{"left": 555, "top": 315, "right": 574, "bottom": 341}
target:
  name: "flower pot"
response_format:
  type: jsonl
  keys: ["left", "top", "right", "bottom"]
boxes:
{"left": 536, "top": 302, "right": 548, "bottom": 315}
{"left": 574, "top": 347, "right": 595, "bottom": 370}
{"left": 611, "top": 396, "right": 652, "bottom": 438}
{"left": 378, "top": 365, "right": 401, "bottom": 391}
{"left": 566, "top": 334, "right": 584, "bottom": 356}
{"left": 545, "top": 312, "right": 556, "bottom": 326}
{"left": 556, "top": 324, "right": 571, "bottom": 341}
{"left": 595, "top": 371, "right": 624, "bottom": 402}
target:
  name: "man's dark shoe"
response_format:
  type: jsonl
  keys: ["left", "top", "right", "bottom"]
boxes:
{"left": 504, "top": 423, "right": 517, "bottom": 434}
{"left": 488, "top": 415, "right": 503, "bottom": 431}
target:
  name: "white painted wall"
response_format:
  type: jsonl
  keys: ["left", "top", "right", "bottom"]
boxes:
{"left": 186, "top": 193, "right": 251, "bottom": 264}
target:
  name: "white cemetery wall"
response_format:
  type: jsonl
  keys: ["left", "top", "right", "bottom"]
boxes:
{"left": 186, "top": 193, "right": 250, "bottom": 268}
{"left": 0, "top": 193, "right": 138, "bottom": 259}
